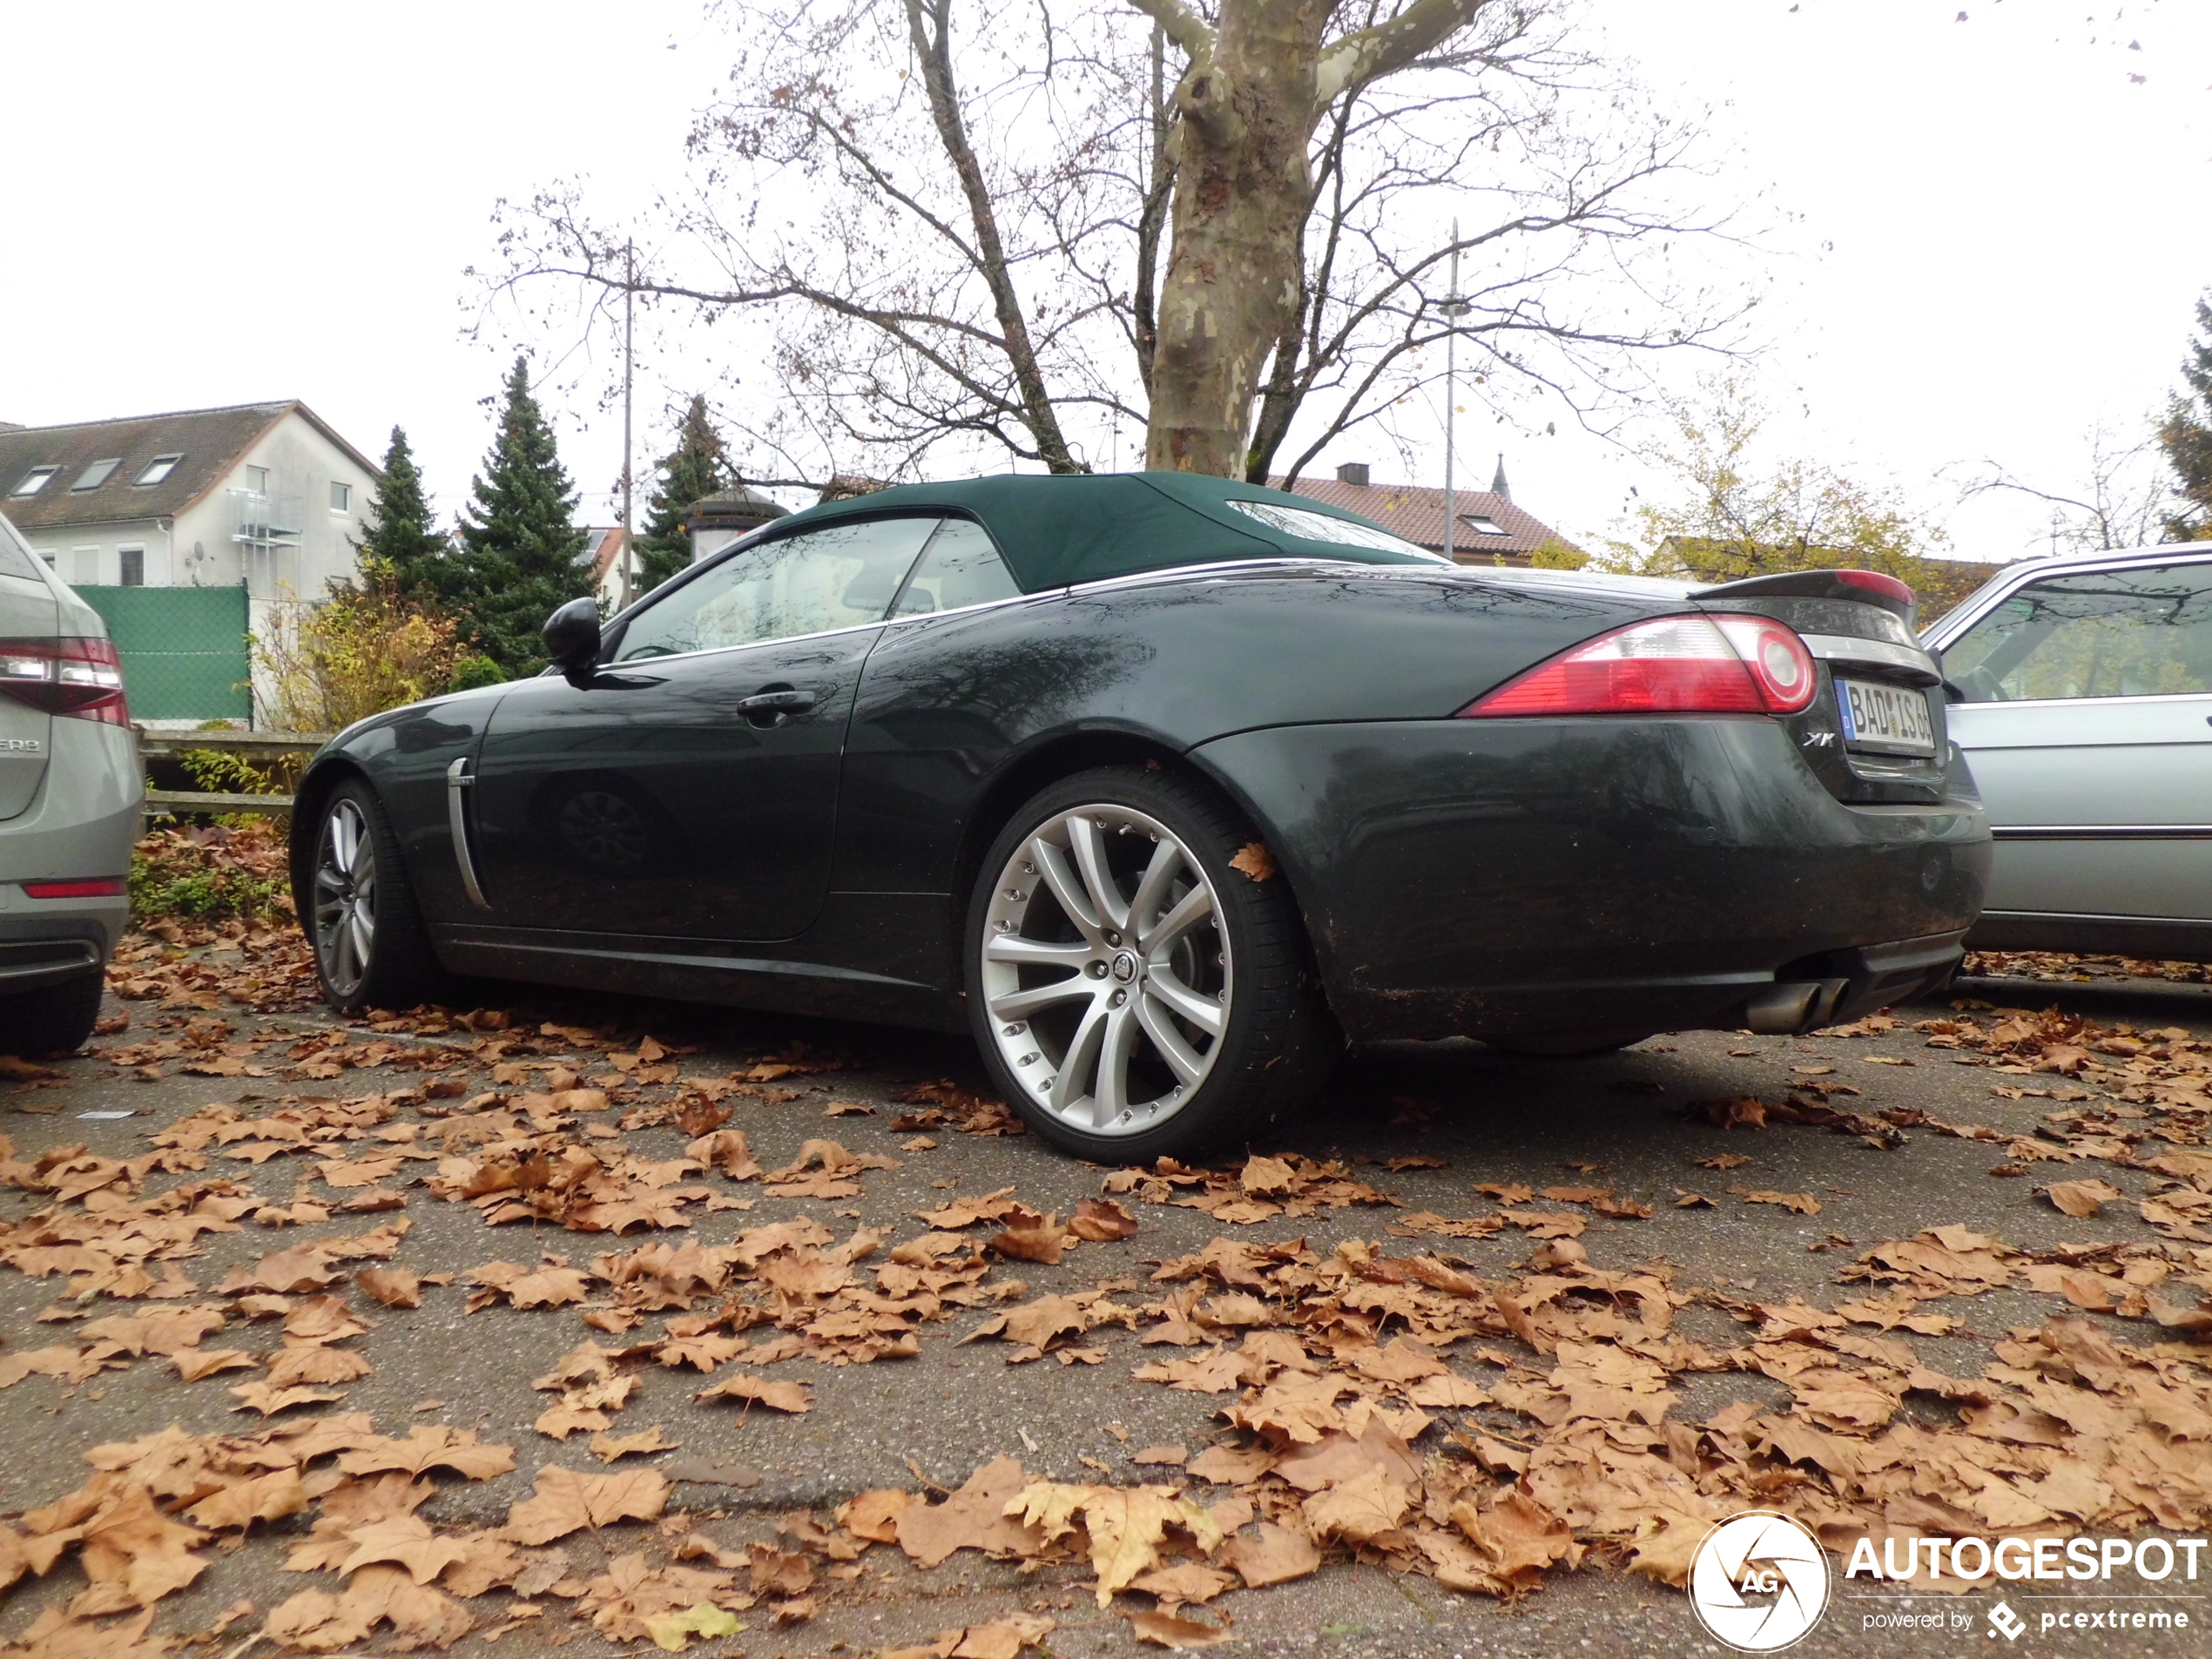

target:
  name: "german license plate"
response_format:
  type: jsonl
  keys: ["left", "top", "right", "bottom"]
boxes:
{"left": 1837, "top": 678, "right": 1935, "bottom": 755}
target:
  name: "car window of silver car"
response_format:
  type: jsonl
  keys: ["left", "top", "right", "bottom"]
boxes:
{"left": 1942, "top": 560, "right": 2212, "bottom": 702}
{"left": 887, "top": 517, "right": 1022, "bottom": 617}
{"left": 612, "top": 516, "right": 942, "bottom": 661}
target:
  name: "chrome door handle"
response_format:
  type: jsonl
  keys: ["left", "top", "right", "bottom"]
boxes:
{"left": 738, "top": 689, "right": 815, "bottom": 714}
{"left": 446, "top": 757, "right": 490, "bottom": 910}
{"left": 737, "top": 687, "right": 816, "bottom": 727}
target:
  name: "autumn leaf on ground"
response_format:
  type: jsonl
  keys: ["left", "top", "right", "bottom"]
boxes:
{"left": 989, "top": 1208, "right": 1069, "bottom": 1264}
{"left": 1733, "top": 1186, "right": 1821, "bottom": 1216}
{"left": 1130, "top": 1609, "right": 1236, "bottom": 1649}
{"left": 355, "top": 1267, "right": 421, "bottom": 1308}
{"left": 1068, "top": 1197, "right": 1139, "bottom": 1241}
{"left": 228, "top": 1381, "right": 341, "bottom": 1417}
{"left": 503, "top": 1467, "right": 670, "bottom": 1545}
{"left": 835, "top": 1489, "right": 911, "bottom": 1544}
{"left": 591, "top": 1426, "right": 676, "bottom": 1463}
{"left": 182, "top": 1468, "right": 306, "bottom": 1531}
{"left": 1693, "top": 1097, "right": 1769, "bottom": 1130}
{"left": 335, "top": 1426, "right": 516, "bottom": 1481}
{"left": 1007, "top": 1482, "right": 1223, "bottom": 1606}
{"left": 1696, "top": 1153, "right": 1751, "bottom": 1170}
{"left": 1227, "top": 842, "right": 1276, "bottom": 881}
{"left": 2044, "top": 1178, "right": 2126, "bottom": 1217}
{"left": 645, "top": 1602, "right": 742, "bottom": 1652}
{"left": 1219, "top": 1521, "right": 1318, "bottom": 1588}
{"left": 697, "top": 1373, "right": 812, "bottom": 1413}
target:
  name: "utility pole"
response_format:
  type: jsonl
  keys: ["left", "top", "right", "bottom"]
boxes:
{"left": 1440, "top": 221, "right": 1469, "bottom": 565}
{"left": 619, "top": 240, "right": 636, "bottom": 611}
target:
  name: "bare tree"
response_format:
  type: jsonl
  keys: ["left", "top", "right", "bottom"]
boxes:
{"left": 475, "top": 0, "right": 1747, "bottom": 485}
{"left": 1957, "top": 422, "right": 2182, "bottom": 556}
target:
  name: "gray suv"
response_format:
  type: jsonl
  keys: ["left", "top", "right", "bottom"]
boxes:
{"left": 0, "top": 511, "right": 141, "bottom": 1053}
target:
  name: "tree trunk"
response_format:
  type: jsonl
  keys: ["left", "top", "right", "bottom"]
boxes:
{"left": 1144, "top": 1, "right": 1324, "bottom": 475}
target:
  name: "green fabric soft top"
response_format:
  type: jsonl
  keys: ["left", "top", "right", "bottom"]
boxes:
{"left": 763, "top": 472, "right": 1445, "bottom": 593}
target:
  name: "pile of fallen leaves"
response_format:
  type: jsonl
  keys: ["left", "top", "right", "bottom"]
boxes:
{"left": 1966, "top": 949, "right": 2212, "bottom": 988}
{"left": 128, "top": 822, "right": 293, "bottom": 931}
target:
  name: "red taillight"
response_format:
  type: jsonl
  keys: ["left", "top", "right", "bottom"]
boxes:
{"left": 22, "top": 879, "right": 127, "bottom": 900}
{"left": 1710, "top": 615, "right": 1818, "bottom": 712}
{"left": 1834, "top": 569, "right": 1914, "bottom": 606}
{"left": 0, "top": 637, "right": 129, "bottom": 726}
{"left": 1460, "top": 615, "right": 1818, "bottom": 718}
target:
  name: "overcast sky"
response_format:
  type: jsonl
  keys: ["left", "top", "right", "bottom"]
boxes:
{"left": 1, "top": 0, "right": 2205, "bottom": 563}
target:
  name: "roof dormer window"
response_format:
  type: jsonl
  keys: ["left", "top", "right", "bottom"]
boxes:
{"left": 71, "top": 458, "right": 122, "bottom": 492}
{"left": 8, "top": 466, "right": 57, "bottom": 499}
{"left": 134, "top": 455, "right": 183, "bottom": 487}
{"left": 1462, "top": 514, "right": 1508, "bottom": 536}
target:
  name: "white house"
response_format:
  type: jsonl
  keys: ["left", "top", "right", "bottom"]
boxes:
{"left": 0, "top": 401, "right": 380, "bottom": 597}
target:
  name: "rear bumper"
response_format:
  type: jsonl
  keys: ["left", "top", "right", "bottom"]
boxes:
{"left": 1190, "top": 718, "right": 1989, "bottom": 1042}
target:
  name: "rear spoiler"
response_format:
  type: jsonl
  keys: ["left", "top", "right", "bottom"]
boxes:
{"left": 1694, "top": 568, "right": 1915, "bottom": 620}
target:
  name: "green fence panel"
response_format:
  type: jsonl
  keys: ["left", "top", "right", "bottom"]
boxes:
{"left": 76, "top": 585, "right": 252, "bottom": 722}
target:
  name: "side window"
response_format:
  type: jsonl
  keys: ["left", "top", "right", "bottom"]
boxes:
{"left": 889, "top": 517, "right": 1022, "bottom": 617}
{"left": 613, "top": 516, "right": 941, "bottom": 661}
{"left": 1942, "top": 562, "right": 2212, "bottom": 702}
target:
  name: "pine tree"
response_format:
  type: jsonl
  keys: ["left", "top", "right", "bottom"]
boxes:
{"left": 455, "top": 357, "right": 593, "bottom": 672}
{"left": 2160, "top": 292, "right": 2212, "bottom": 542}
{"left": 355, "top": 427, "right": 452, "bottom": 603}
{"left": 633, "top": 395, "right": 732, "bottom": 596}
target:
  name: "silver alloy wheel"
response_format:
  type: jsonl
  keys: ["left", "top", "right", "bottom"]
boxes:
{"left": 980, "top": 804, "right": 1231, "bottom": 1136}
{"left": 314, "top": 798, "right": 377, "bottom": 999}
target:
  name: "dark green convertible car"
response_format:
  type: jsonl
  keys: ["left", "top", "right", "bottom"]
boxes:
{"left": 291, "top": 472, "right": 1988, "bottom": 1157}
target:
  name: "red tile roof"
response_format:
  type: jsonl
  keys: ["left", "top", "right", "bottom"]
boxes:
{"left": 1274, "top": 475, "right": 1575, "bottom": 563}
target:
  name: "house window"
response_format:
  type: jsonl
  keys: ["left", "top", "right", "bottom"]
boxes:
{"left": 134, "top": 455, "right": 183, "bottom": 487}
{"left": 71, "top": 548, "right": 99, "bottom": 585}
{"left": 71, "top": 458, "right": 122, "bottom": 492}
{"left": 329, "top": 481, "right": 351, "bottom": 513}
{"left": 244, "top": 465, "right": 269, "bottom": 494}
{"left": 9, "top": 466, "right": 57, "bottom": 498}
{"left": 1461, "top": 515, "right": 1509, "bottom": 536}
{"left": 118, "top": 547, "right": 145, "bottom": 587}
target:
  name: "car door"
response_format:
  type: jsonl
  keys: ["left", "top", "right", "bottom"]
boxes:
{"left": 1939, "top": 555, "right": 2212, "bottom": 924}
{"left": 469, "top": 514, "right": 944, "bottom": 941}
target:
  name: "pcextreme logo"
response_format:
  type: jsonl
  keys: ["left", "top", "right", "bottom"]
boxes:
{"left": 1688, "top": 1511, "right": 1832, "bottom": 1652}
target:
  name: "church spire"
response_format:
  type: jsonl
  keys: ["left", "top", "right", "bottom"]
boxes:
{"left": 1490, "top": 453, "right": 1511, "bottom": 502}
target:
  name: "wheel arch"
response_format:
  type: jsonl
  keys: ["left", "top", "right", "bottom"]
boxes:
{"left": 946, "top": 729, "right": 1327, "bottom": 1000}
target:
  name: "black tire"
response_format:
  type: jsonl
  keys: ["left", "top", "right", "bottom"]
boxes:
{"left": 0, "top": 969, "right": 105, "bottom": 1057}
{"left": 307, "top": 778, "right": 447, "bottom": 1014}
{"left": 965, "top": 765, "right": 1334, "bottom": 1160}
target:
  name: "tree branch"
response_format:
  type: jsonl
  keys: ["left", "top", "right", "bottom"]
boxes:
{"left": 1121, "top": 0, "right": 1211, "bottom": 66}
{"left": 1316, "top": 0, "right": 1494, "bottom": 109}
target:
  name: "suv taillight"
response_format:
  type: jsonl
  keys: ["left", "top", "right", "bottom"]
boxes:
{"left": 1459, "top": 615, "right": 1817, "bottom": 718}
{"left": 0, "top": 637, "right": 130, "bottom": 725}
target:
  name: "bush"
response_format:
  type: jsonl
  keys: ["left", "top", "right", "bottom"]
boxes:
{"left": 448, "top": 655, "right": 506, "bottom": 692}
{"left": 131, "top": 820, "right": 293, "bottom": 928}
{"left": 255, "top": 558, "right": 475, "bottom": 732}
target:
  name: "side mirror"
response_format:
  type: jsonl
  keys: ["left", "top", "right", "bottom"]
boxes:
{"left": 543, "top": 597, "right": 603, "bottom": 686}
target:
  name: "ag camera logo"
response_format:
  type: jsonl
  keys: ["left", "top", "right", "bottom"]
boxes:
{"left": 1689, "top": 1511, "right": 1831, "bottom": 1652}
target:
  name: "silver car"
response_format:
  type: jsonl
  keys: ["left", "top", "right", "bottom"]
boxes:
{"left": 1924, "top": 543, "right": 2212, "bottom": 959}
{"left": 0, "top": 512, "right": 141, "bottom": 1053}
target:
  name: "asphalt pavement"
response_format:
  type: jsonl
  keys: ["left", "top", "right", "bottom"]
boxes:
{"left": 0, "top": 958, "right": 2206, "bottom": 1658}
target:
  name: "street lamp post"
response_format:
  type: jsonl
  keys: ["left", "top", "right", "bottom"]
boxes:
{"left": 1440, "top": 222, "right": 1469, "bottom": 565}
{"left": 619, "top": 240, "right": 636, "bottom": 612}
